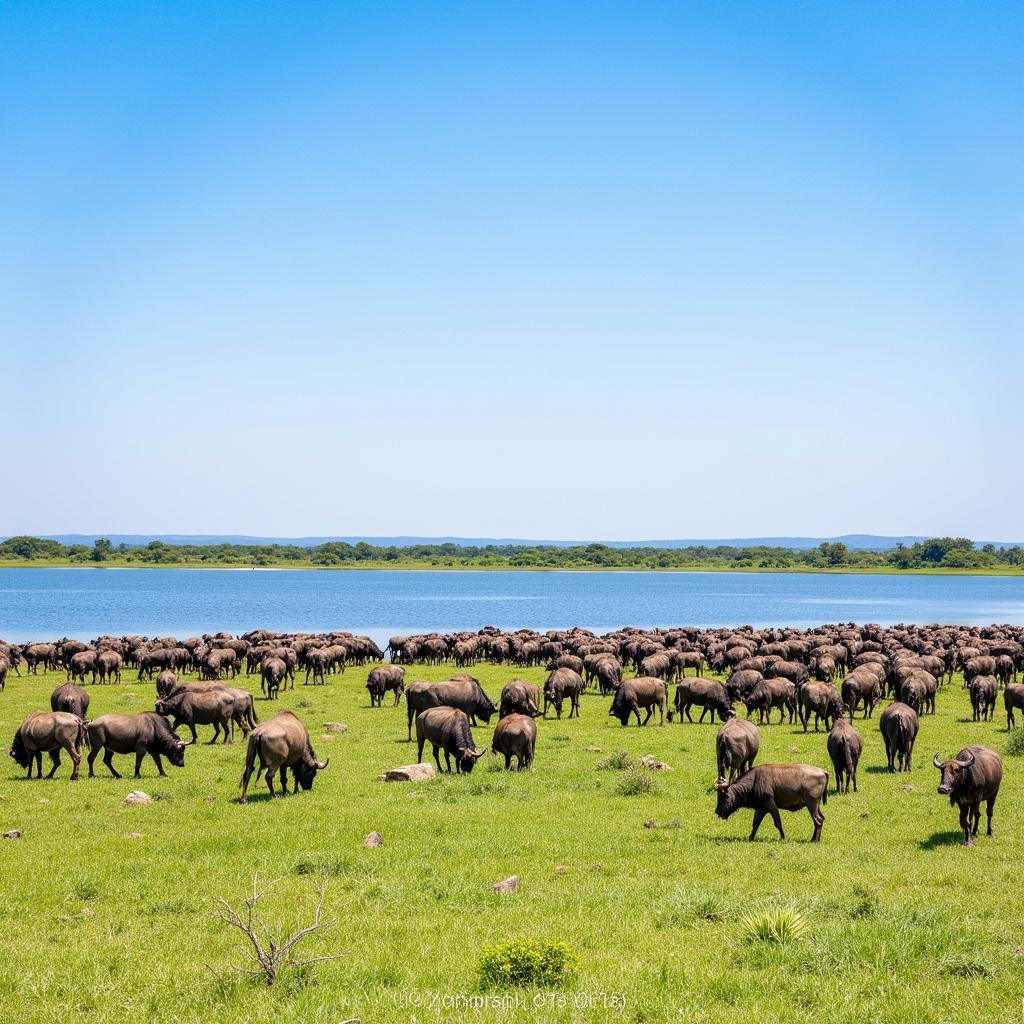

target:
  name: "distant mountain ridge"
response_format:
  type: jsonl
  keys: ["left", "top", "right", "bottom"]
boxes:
{"left": 14, "top": 533, "right": 1021, "bottom": 551}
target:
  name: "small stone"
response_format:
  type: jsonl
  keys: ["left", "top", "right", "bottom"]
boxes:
{"left": 586, "top": 746, "right": 602, "bottom": 753}
{"left": 591, "top": 863, "right": 603, "bottom": 871}
{"left": 380, "top": 763, "right": 437, "bottom": 782}
{"left": 81, "top": 907, "right": 94, "bottom": 918}
{"left": 363, "top": 831, "right": 384, "bottom": 848}
{"left": 37, "top": 798, "right": 49, "bottom": 805}
{"left": 125, "top": 832, "right": 143, "bottom": 840}
{"left": 643, "top": 818, "right": 658, "bottom": 829}
{"left": 3, "top": 829, "right": 22, "bottom": 840}
{"left": 323, "top": 722, "right": 348, "bottom": 732}
{"left": 553, "top": 865, "right": 571, "bottom": 874}
{"left": 898, "top": 785, "right": 917, "bottom": 792}
{"left": 491, "top": 876, "right": 519, "bottom": 893}
{"left": 123, "top": 791, "right": 152, "bottom": 806}
{"left": 639, "top": 755, "right": 672, "bottom": 772}
{"left": 205, "top": 796, "right": 218, "bottom": 803}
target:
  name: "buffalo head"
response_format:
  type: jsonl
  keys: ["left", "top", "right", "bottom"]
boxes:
{"left": 934, "top": 750, "right": 974, "bottom": 795}
{"left": 713, "top": 777, "right": 736, "bottom": 818}
{"left": 295, "top": 755, "right": 329, "bottom": 790}
{"left": 168, "top": 738, "right": 187, "bottom": 768}
{"left": 457, "top": 747, "right": 485, "bottom": 774}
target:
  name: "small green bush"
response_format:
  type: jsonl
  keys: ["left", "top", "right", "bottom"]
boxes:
{"left": 478, "top": 939, "right": 579, "bottom": 988}
{"left": 595, "top": 750, "right": 634, "bottom": 771}
{"left": 1005, "top": 731, "right": 1024, "bottom": 756}
{"left": 742, "top": 907, "right": 808, "bottom": 944}
{"left": 615, "top": 768, "right": 654, "bottom": 796}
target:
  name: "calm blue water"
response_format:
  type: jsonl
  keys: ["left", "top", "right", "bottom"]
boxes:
{"left": 2, "top": 568, "right": 1024, "bottom": 645}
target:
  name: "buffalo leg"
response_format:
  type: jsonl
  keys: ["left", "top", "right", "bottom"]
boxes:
{"left": 749, "top": 809, "right": 766, "bottom": 840}
{"left": 417, "top": 734, "right": 426, "bottom": 763}
{"left": 808, "top": 801, "right": 824, "bottom": 842}
{"left": 151, "top": 752, "right": 166, "bottom": 776}
{"left": 46, "top": 750, "right": 61, "bottom": 778}
{"left": 103, "top": 749, "right": 122, "bottom": 778}
{"left": 986, "top": 795, "right": 996, "bottom": 836}
{"left": 960, "top": 805, "right": 973, "bottom": 846}
{"left": 770, "top": 807, "right": 787, "bottom": 841}
{"left": 266, "top": 771, "right": 277, "bottom": 799}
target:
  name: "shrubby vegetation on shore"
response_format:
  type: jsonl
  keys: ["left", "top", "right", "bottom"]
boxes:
{"left": 1, "top": 534, "right": 1021, "bottom": 571}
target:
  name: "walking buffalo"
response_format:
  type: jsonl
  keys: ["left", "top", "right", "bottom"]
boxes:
{"left": 1005, "top": 683, "right": 1024, "bottom": 729}
{"left": 827, "top": 716, "right": 862, "bottom": 793}
{"left": 10, "top": 711, "right": 88, "bottom": 780}
{"left": 715, "top": 717, "right": 759, "bottom": 782}
{"left": 87, "top": 712, "right": 186, "bottom": 778}
{"left": 609, "top": 676, "right": 667, "bottom": 726}
{"left": 798, "top": 683, "right": 844, "bottom": 733}
{"left": 669, "top": 678, "right": 733, "bottom": 724}
{"left": 879, "top": 702, "right": 918, "bottom": 773}
{"left": 967, "top": 675, "right": 997, "bottom": 722}
{"left": 491, "top": 712, "right": 537, "bottom": 769}
{"left": 543, "top": 668, "right": 584, "bottom": 720}
{"left": 367, "top": 665, "right": 405, "bottom": 707}
{"left": 50, "top": 682, "right": 90, "bottom": 720}
{"left": 933, "top": 746, "right": 1003, "bottom": 847}
{"left": 405, "top": 677, "right": 497, "bottom": 739}
{"left": 714, "top": 764, "right": 828, "bottom": 842}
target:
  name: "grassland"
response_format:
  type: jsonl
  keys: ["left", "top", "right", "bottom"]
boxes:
{"left": 2, "top": 661, "right": 1024, "bottom": 1024}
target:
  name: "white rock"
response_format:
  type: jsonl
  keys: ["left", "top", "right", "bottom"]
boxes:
{"left": 123, "top": 791, "right": 152, "bottom": 806}
{"left": 380, "top": 763, "right": 437, "bottom": 782}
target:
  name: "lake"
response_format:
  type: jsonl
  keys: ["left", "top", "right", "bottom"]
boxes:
{"left": 2, "top": 567, "right": 1024, "bottom": 645}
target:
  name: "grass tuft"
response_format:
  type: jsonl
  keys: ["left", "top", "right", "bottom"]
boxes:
{"left": 1005, "top": 731, "right": 1024, "bottom": 756}
{"left": 595, "top": 750, "right": 635, "bottom": 771}
{"left": 615, "top": 768, "right": 654, "bottom": 796}
{"left": 742, "top": 907, "right": 808, "bottom": 944}
{"left": 478, "top": 938, "right": 578, "bottom": 988}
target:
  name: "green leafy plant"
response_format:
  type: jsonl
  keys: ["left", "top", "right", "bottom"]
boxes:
{"left": 595, "top": 750, "right": 635, "bottom": 771}
{"left": 741, "top": 907, "right": 808, "bottom": 944}
{"left": 478, "top": 938, "right": 579, "bottom": 988}
{"left": 615, "top": 768, "right": 654, "bottom": 796}
{"left": 1005, "top": 731, "right": 1024, "bottom": 756}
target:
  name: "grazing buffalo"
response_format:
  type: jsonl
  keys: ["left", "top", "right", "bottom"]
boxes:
{"left": 743, "top": 678, "right": 797, "bottom": 725}
{"left": 155, "top": 686, "right": 255, "bottom": 744}
{"left": 491, "top": 712, "right": 537, "bottom": 769}
{"left": 405, "top": 677, "right": 497, "bottom": 740}
{"left": 879, "top": 702, "right": 918, "bottom": 773}
{"left": 96, "top": 650, "right": 123, "bottom": 684}
{"left": 155, "top": 670, "right": 180, "bottom": 697}
{"left": 543, "top": 668, "right": 585, "bottom": 720}
{"left": 499, "top": 679, "right": 541, "bottom": 719}
{"left": 933, "top": 746, "right": 1003, "bottom": 847}
{"left": 841, "top": 668, "right": 883, "bottom": 719}
{"left": 367, "top": 665, "right": 405, "bottom": 707}
{"left": 725, "top": 669, "right": 762, "bottom": 702}
{"left": 87, "top": 712, "right": 186, "bottom": 778}
{"left": 609, "top": 676, "right": 667, "bottom": 726}
{"left": 1005, "top": 683, "right": 1024, "bottom": 729}
{"left": 967, "top": 675, "right": 997, "bottom": 722}
{"left": 669, "top": 678, "right": 734, "bottom": 724}
{"left": 9, "top": 711, "right": 88, "bottom": 780}
{"left": 714, "top": 764, "right": 828, "bottom": 842}
{"left": 67, "top": 650, "right": 98, "bottom": 685}
{"left": 827, "top": 716, "right": 863, "bottom": 793}
{"left": 416, "top": 707, "right": 485, "bottom": 774}
{"left": 50, "top": 682, "right": 90, "bottom": 720}
{"left": 715, "top": 717, "right": 759, "bottom": 782}
{"left": 240, "top": 710, "right": 328, "bottom": 801}
{"left": 261, "top": 657, "right": 287, "bottom": 700}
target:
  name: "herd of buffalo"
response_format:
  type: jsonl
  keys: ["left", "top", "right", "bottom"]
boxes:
{"left": 3, "top": 620, "right": 1019, "bottom": 845}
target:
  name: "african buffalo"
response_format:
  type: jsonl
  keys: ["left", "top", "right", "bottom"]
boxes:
{"left": 50, "top": 682, "right": 90, "bottom": 720}
{"left": 841, "top": 668, "right": 883, "bottom": 719}
{"left": 827, "top": 716, "right": 862, "bottom": 793}
{"left": 416, "top": 707, "right": 485, "bottom": 774}
{"left": 87, "top": 712, "right": 186, "bottom": 778}
{"left": 367, "top": 665, "right": 405, "bottom": 707}
{"left": 669, "top": 677, "right": 734, "bottom": 724}
{"left": 743, "top": 678, "right": 797, "bottom": 725}
{"left": 715, "top": 717, "right": 759, "bottom": 782}
{"left": 9, "top": 711, "right": 88, "bottom": 780}
{"left": 261, "top": 657, "right": 287, "bottom": 700}
{"left": 491, "top": 712, "right": 537, "bottom": 769}
{"left": 967, "top": 675, "right": 997, "bottom": 722}
{"left": 499, "top": 679, "right": 541, "bottom": 719}
{"left": 405, "top": 677, "right": 497, "bottom": 739}
{"left": 240, "top": 710, "right": 328, "bottom": 801}
{"left": 933, "top": 746, "right": 1003, "bottom": 846}
{"left": 609, "top": 676, "right": 667, "bottom": 726}
{"left": 798, "top": 683, "right": 844, "bottom": 733}
{"left": 714, "top": 763, "right": 828, "bottom": 842}
{"left": 155, "top": 686, "right": 255, "bottom": 744}
{"left": 1005, "top": 683, "right": 1024, "bottom": 729}
{"left": 543, "top": 668, "right": 584, "bottom": 720}
{"left": 879, "top": 702, "right": 918, "bottom": 773}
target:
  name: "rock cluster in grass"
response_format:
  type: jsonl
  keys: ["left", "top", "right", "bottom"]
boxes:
{"left": 323, "top": 722, "right": 348, "bottom": 732}
{"left": 491, "top": 876, "right": 519, "bottom": 893}
{"left": 362, "top": 831, "right": 384, "bottom": 847}
{"left": 379, "top": 763, "right": 437, "bottom": 782}
{"left": 640, "top": 755, "right": 673, "bottom": 772}
{"left": 123, "top": 791, "right": 152, "bottom": 805}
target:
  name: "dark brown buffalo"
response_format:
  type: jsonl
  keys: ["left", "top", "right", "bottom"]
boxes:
{"left": 798, "top": 682, "right": 844, "bottom": 733}
{"left": 9, "top": 711, "right": 88, "bottom": 780}
{"left": 155, "top": 670, "right": 180, "bottom": 697}
{"left": 367, "top": 665, "right": 405, "bottom": 707}
{"left": 609, "top": 676, "right": 667, "bottom": 726}
{"left": 155, "top": 686, "right": 253, "bottom": 744}
{"left": 967, "top": 675, "right": 997, "bottom": 722}
{"left": 543, "top": 668, "right": 584, "bottom": 720}
{"left": 261, "top": 657, "right": 287, "bottom": 700}
{"left": 96, "top": 650, "right": 123, "bottom": 684}
{"left": 499, "top": 679, "right": 541, "bottom": 719}
{"left": 491, "top": 712, "right": 537, "bottom": 769}
{"left": 841, "top": 668, "right": 883, "bottom": 719}
{"left": 827, "top": 716, "right": 863, "bottom": 793}
{"left": 87, "top": 712, "right": 186, "bottom": 778}
{"left": 669, "top": 677, "right": 733, "bottom": 724}
{"left": 964, "top": 656, "right": 995, "bottom": 682}
{"left": 416, "top": 707, "right": 484, "bottom": 774}
{"left": 240, "top": 710, "right": 328, "bottom": 801}
{"left": 405, "top": 677, "right": 497, "bottom": 739}
{"left": 1005, "top": 683, "right": 1024, "bottom": 729}
{"left": 743, "top": 678, "right": 797, "bottom": 725}
{"left": 878, "top": 702, "right": 918, "bottom": 773}
{"left": 67, "top": 650, "right": 98, "bottom": 684}
{"left": 50, "top": 682, "right": 90, "bottom": 720}
{"left": 725, "top": 669, "right": 762, "bottom": 701}
{"left": 714, "top": 763, "right": 828, "bottom": 842}
{"left": 933, "top": 746, "right": 1003, "bottom": 846}
{"left": 715, "top": 717, "right": 759, "bottom": 782}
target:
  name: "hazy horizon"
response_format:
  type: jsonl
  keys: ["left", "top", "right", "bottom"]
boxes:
{"left": 5, "top": 3, "right": 1021, "bottom": 539}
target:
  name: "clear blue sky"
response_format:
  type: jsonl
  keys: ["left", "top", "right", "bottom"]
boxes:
{"left": 3, "top": 2, "right": 1021, "bottom": 540}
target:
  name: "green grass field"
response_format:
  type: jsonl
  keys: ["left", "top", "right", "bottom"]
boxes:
{"left": 2, "top": 662, "right": 1023, "bottom": 1024}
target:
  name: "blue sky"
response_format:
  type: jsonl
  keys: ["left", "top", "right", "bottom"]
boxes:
{"left": 3, "top": 2, "right": 1021, "bottom": 540}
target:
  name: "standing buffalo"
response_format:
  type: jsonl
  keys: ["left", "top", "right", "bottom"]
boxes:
{"left": 609, "top": 677, "right": 667, "bottom": 726}
{"left": 798, "top": 683, "right": 844, "bottom": 733}
{"left": 743, "top": 679, "right": 797, "bottom": 725}
{"left": 933, "top": 746, "right": 1003, "bottom": 847}
{"left": 491, "top": 713, "right": 537, "bottom": 769}
{"left": 367, "top": 665, "right": 405, "bottom": 707}
{"left": 87, "top": 712, "right": 186, "bottom": 778}
{"left": 155, "top": 686, "right": 255, "bottom": 744}
{"left": 261, "top": 657, "right": 287, "bottom": 700}
{"left": 714, "top": 764, "right": 828, "bottom": 842}
{"left": 715, "top": 717, "right": 759, "bottom": 782}
{"left": 543, "top": 668, "right": 584, "bottom": 720}
{"left": 416, "top": 707, "right": 484, "bottom": 774}
{"left": 9, "top": 711, "right": 88, "bottom": 780}
{"left": 499, "top": 679, "right": 541, "bottom": 719}
{"left": 669, "top": 678, "right": 733, "bottom": 724}
{"left": 879, "top": 702, "right": 918, "bottom": 773}
{"left": 1005, "top": 683, "right": 1024, "bottom": 729}
{"left": 826, "top": 716, "right": 863, "bottom": 793}
{"left": 967, "top": 675, "right": 997, "bottom": 722}
{"left": 50, "top": 682, "right": 90, "bottom": 720}
{"left": 405, "top": 677, "right": 497, "bottom": 740}
{"left": 240, "top": 710, "right": 328, "bottom": 801}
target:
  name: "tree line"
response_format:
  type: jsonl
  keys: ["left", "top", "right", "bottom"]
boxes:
{"left": 0, "top": 535, "right": 1021, "bottom": 570}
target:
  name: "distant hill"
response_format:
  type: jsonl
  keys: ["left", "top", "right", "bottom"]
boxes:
{"left": 19, "top": 533, "right": 1021, "bottom": 551}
